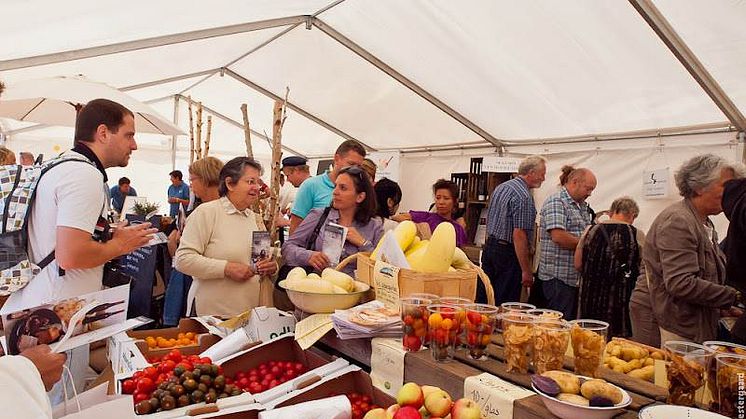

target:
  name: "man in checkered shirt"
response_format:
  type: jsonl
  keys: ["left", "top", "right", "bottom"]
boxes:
{"left": 538, "top": 167, "right": 597, "bottom": 320}
{"left": 479, "top": 156, "right": 546, "bottom": 304}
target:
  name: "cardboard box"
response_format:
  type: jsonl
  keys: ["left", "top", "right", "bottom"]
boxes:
{"left": 108, "top": 331, "right": 150, "bottom": 376}
{"left": 127, "top": 318, "right": 210, "bottom": 341}
{"left": 244, "top": 307, "right": 296, "bottom": 343}
{"left": 273, "top": 367, "right": 395, "bottom": 410}
{"left": 218, "top": 335, "right": 329, "bottom": 378}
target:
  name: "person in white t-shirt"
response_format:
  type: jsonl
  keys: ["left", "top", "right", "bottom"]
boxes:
{"left": 2, "top": 98, "right": 157, "bottom": 400}
{"left": 0, "top": 345, "right": 67, "bottom": 418}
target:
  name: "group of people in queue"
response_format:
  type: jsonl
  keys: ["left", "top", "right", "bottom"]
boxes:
{"left": 481, "top": 152, "right": 746, "bottom": 349}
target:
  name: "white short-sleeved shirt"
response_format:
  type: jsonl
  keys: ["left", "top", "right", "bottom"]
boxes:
{"left": 3, "top": 151, "right": 109, "bottom": 312}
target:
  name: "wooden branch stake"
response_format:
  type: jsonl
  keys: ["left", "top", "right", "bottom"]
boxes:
{"left": 188, "top": 96, "right": 195, "bottom": 163}
{"left": 268, "top": 89, "right": 289, "bottom": 243}
{"left": 241, "top": 103, "right": 253, "bottom": 159}
{"left": 204, "top": 116, "right": 212, "bottom": 158}
{"left": 195, "top": 102, "right": 203, "bottom": 159}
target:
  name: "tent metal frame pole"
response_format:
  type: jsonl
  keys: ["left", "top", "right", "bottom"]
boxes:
{"left": 121, "top": 69, "right": 220, "bottom": 92}
{"left": 175, "top": 94, "right": 307, "bottom": 159}
{"left": 6, "top": 124, "right": 50, "bottom": 136}
{"left": 0, "top": 16, "right": 308, "bottom": 71}
{"left": 629, "top": 0, "right": 746, "bottom": 132}
{"left": 222, "top": 68, "right": 377, "bottom": 151}
{"left": 311, "top": 17, "right": 500, "bottom": 149}
{"left": 171, "top": 95, "right": 179, "bottom": 170}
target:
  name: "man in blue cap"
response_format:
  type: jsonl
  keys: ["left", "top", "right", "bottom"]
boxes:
{"left": 281, "top": 156, "right": 310, "bottom": 188}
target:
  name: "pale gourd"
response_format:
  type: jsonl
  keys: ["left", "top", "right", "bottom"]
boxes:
{"left": 371, "top": 220, "right": 417, "bottom": 260}
{"left": 285, "top": 277, "right": 336, "bottom": 294}
{"left": 286, "top": 267, "right": 307, "bottom": 280}
{"left": 321, "top": 268, "right": 355, "bottom": 292}
{"left": 306, "top": 273, "right": 321, "bottom": 281}
{"left": 407, "top": 223, "right": 455, "bottom": 273}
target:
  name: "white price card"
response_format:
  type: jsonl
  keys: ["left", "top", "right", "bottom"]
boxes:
{"left": 370, "top": 338, "right": 406, "bottom": 398}
{"left": 463, "top": 373, "right": 534, "bottom": 418}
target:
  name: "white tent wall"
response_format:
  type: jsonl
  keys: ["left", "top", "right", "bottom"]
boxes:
{"left": 396, "top": 131, "right": 743, "bottom": 238}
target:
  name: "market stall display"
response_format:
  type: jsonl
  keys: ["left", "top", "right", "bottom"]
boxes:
{"left": 664, "top": 341, "right": 713, "bottom": 407}
{"left": 570, "top": 319, "right": 608, "bottom": 378}
{"left": 531, "top": 371, "right": 632, "bottom": 419}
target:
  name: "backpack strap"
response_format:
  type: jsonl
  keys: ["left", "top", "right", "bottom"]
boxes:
{"left": 306, "top": 206, "right": 332, "bottom": 251}
{"left": 38, "top": 250, "right": 56, "bottom": 270}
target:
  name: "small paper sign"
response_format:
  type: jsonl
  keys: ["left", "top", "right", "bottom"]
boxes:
{"left": 643, "top": 168, "right": 670, "bottom": 199}
{"left": 483, "top": 156, "right": 521, "bottom": 173}
{"left": 373, "top": 260, "right": 401, "bottom": 311}
{"left": 464, "top": 373, "right": 534, "bottom": 418}
{"left": 370, "top": 337, "right": 406, "bottom": 398}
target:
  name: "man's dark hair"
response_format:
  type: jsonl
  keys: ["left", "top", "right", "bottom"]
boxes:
{"left": 337, "top": 165, "right": 377, "bottom": 224}
{"left": 432, "top": 179, "right": 459, "bottom": 202}
{"left": 0, "top": 81, "right": 5, "bottom": 97}
{"left": 334, "top": 140, "right": 366, "bottom": 158}
{"left": 219, "top": 157, "right": 263, "bottom": 197}
{"left": 74, "top": 98, "right": 134, "bottom": 143}
{"left": 118, "top": 177, "right": 131, "bottom": 186}
{"left": 374, "top": 178, "right": 402, "bottom": 218}
{"left": 169, "top": 170, "right": 183, "bottom": 180}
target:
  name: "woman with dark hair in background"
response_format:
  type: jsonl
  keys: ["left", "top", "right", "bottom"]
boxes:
{"left": 283, "top": 165, "right": 383, "bottom": 277}
{"left": 374, "top": 178, "right": 402, "bottom": 232}
{"left": 175, "top": 157, "right": 277, "bottom": 317}
{"left": 393, "top": 179, "right": 467, "bottom": 246}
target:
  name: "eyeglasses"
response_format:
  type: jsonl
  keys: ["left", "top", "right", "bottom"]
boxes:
{"left": 341, "top": 165, "right": 366, "bottom": 180}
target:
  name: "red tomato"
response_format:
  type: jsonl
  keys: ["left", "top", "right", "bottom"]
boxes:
{"left": 132, "top": 371, "right": 143, "bottom": 380}
{"left": 293, "top": 362, "right": 304, "bottom": 373}
{"left": 133, "top": 392, "right": 150, "bottom": 404}
{"left": 225, "top": 377, "right": 234, "bottom": 385}
{"left": 269, "top": 379, "right": 279, "bottom": 388}
{"left": 263, "top": 373, "right": 274, "bottom": 382}
{"left": 361, "top": 395, "right": 371, "bottom": 404}
{"left": 177, "top": 361, "right": 193, "bottom": 371}
{"left": 188, "top": 355, "right": 201, "bottom": 363}
{"left": 121, "top": 379, "right": 136, "bottom": 394}
{"left": 199, "top": 357, "right": 211, "bottom": 365}
{"left": 248, "top": 374, "right": 259, "bottom": 383}
{"left": 349, "top": 392, "right": 360, "bottom": 402}
{"left": 136, "top": 377, "right": 155, "bottom": 394}
{"left": 236, "top": 371, "right": 246, "bottom": 379}
{"left": 261, "top": 379, "right": 270, "bottom": 388}
{"left": 143, "top": 367, "right": 158, "bottom": 378}
{"left": 238, "top": 377, "right": 250, "bottom": 388}
{"left": 156, "top": 373, "right": 168, "bottom": 384}
{"left": 159, "top": 360, "right": 176, "bottom": 374}
{"left": 270, "top": 366, "right": 281, "bottom": 376}
{"left": 284, "top": 369, "right": 296, "bottom": 379}
{"left": 168, "top": 349, "right": 182, "bottom": 363}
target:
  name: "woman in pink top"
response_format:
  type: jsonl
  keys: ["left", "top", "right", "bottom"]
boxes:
{"left": 394, "top": 179, "right": 468, "bottom": 246}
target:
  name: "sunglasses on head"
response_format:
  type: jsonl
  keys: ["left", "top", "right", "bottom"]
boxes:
{"left": 341, "top": 165, "right": 365, "bottom": 179}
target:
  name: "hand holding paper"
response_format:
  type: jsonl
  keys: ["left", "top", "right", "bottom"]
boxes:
{"left": 20, "top": 345, "right": 66, "bottom": 390}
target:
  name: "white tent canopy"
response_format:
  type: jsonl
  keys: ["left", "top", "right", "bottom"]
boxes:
{"left": 2, "top": 0, "right": 746, "bottom": 232}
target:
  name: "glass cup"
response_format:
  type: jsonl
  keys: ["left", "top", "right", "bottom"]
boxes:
{"left": 438, "top": 297, "right": 472, "bottom": 348}
{"left": 501, "top": 312, "right": 536, "bottom": 373}
{"left": 715, "top": 353, "right": 746, "bottom": 418}
{"left": 703, "top": 341, "right": 746, "bottom": 411}
{"left": 664, "top": 340, "right": 714, "bottom": 407}
{"left": 427, "top": 304, "right": 461, "bottom": 362}
{"left": 399, "top": 297, "right": 432, "bottom": 352}
{"left": 526, "top": 309, "right": 564, "bottom": 320}
{"left": 569, "top": 319, "right": 608, "bottom": 377}
{"left": 497, "top": 302, "right": 536, "bottom": 331}
{"left": 407, "top": 293, "right": 440, "bottom": 301}
{"left": 533, "top": 319, "right": 571, "bottom": 374}
{"left": 463, "top": 303, "right": 498, "bottom": 360}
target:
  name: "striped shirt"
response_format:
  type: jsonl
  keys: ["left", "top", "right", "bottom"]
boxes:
{"left": 486, "top": 177, "right": 536, "bottom": 242}
{"left": 538, "top": 187, "right": 592, "bottom": 286}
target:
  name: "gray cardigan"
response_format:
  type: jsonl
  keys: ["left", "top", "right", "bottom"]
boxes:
{"left": 644, "top": 199, "right": 736, "bottom": 342}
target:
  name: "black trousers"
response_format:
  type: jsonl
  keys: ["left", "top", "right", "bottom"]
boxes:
{"left": 479, "top": 238, "right": 522, "bottom": 305}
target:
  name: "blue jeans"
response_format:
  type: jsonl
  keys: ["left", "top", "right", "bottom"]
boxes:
{"left": 541, "top": 277, "right": 578, "bottom": 320}
{"left": 163, "top": 269, "right": 192, "bottom": 326}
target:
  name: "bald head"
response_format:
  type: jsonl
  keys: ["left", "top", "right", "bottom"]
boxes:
{"left": 566, "top": 168, "right": 596, "bottom": 203}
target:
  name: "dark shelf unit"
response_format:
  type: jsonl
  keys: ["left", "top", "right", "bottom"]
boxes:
{"left": 456, "top": 157, "right": 514, "bottom": 245}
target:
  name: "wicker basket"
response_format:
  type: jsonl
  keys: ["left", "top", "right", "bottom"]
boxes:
{"left": 337, "top": 253, "right": 495, "bottom": 305}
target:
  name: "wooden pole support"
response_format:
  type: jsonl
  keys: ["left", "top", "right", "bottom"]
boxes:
{"left": 241, "top": 103, "right": 253, "bottom": 158}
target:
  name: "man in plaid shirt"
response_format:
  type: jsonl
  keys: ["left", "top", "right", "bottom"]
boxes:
{"left": 538, "top": 167, "right": 596, "bottom": 320}
{"left": 480, "top": 156, "right": 546, "bottom": 304}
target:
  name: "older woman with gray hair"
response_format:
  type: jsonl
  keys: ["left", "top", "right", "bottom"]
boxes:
{"left": 176, "top": 157, "right": 278, "bottom": 317}
{"left": 575, "top": 197, "right": 644, "bottom": 338}
{"left": 644, "top": 154, "right": 743, "bottom": 345}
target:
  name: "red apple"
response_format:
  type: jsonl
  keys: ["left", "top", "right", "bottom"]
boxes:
{"left": 362, "top": 408, "right": 388, "bottom": 419}
{"left": 396, "top": 382, "right": 424, "bottom": 409}
{"left": 393, "top": 406, "right": 421, "bottom": 419}
{"left": 451, "top": 398, "right": 482, "bottom": 419}
{"left": 424, "top": 390, "right": 453, "bottom": 417}
{"left": 386, "top": 404, "right": 400, "bottom": 418}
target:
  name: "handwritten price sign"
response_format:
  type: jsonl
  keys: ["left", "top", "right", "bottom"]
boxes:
{"left": 463, "top": 373, "right": 534, "bottom": 418}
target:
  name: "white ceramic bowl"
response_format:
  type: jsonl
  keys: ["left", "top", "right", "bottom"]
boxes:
{"left": 638, "top": 405, "right": 729, "bottom": 419}
{"left": 532, "top": 378, "right": 632, "bottom": 419}
{"left": 278, "top": 279, "right": 370, "bottom": 313}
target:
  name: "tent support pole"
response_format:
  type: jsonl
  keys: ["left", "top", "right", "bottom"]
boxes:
{"left": 629, "top": 0, "right": 746, "bottom": 132}
{"left": 311, "top": 17, "right": 504, "bottom": 148}
{"left": 175, "top": 94, "right": 307, "bottom": 158}
{"left": 0, "top": 16, "right": 309, "bottom": 71}
{"left": 121, "top": 69, "right": 220, "bottom": 92}
{"left": 171, "top": 95, "right": 179, "bottom": 170}
{"left": 222, "top": 68, "right": 376, "bottom": 151}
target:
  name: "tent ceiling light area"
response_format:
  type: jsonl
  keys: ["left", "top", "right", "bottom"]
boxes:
{"left": 2, "top": 0, "right": 746, "bottom": 159}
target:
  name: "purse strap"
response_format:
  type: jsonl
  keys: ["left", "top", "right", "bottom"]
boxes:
{"left": 306, "top": 206, "right": 332, "bottom": 251}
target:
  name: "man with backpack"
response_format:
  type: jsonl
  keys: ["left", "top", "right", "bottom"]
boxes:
{"left": 1, "top": 98, "right": 157, "bottom": 398}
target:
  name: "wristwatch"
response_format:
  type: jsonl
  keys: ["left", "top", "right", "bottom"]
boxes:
{"left": 361, "top": 240, "right": 372, "bottom": 248}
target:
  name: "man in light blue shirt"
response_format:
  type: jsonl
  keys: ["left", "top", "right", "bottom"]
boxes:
{"left": 167, "top": 170, "right": 190, "bottom": 217}
{"left": 109, "top": 176, "right": 137, "bottom": 213}
{"left": 289, "top": 140, "right": 366, "bottom": 234}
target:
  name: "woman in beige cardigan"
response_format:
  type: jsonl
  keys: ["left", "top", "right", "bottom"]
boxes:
{"left": 175, "top": 157, "right": 278, "bottom": 317}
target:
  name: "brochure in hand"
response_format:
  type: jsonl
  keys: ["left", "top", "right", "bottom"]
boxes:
{"left": 251, "top": 231, "right": 271, "bottom": 269}
{"left": 322, "top": 222, "right": 347, "bottom": 266}
{"left": 0, "top": 284, "right": 151, "bottom": 355}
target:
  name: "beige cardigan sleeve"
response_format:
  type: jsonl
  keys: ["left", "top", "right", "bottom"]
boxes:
{"left": 175, "top": 204, "right": 228, "bottom": 280}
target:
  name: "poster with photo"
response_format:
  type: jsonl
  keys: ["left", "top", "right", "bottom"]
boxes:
{"left": 1, "top": 284, "right": 131, "bottom": 355}
{"left": 251, "top": 231, "right": 271, "bottom": 268}
{"left": 368, "top": 151, "right": 400, "bottom": 182}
